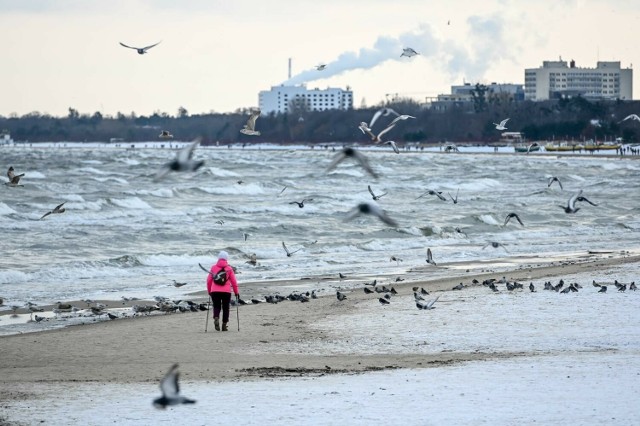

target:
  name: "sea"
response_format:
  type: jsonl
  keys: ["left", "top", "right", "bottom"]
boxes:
{"left": 1, "top": 141, "right": 639, "bottom": 313}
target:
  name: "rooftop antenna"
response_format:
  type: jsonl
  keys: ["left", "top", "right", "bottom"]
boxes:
{"left": 288, "top": 58, "right": 292, "bottom": 80}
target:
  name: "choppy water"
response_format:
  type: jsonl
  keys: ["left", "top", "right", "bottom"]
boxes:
{"left": 1, "top": 142, "right": 639, "bottom": 307}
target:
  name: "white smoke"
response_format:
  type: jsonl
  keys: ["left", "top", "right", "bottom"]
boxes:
{"left": 282, "top": 16, "right": 508, "bottom": 86}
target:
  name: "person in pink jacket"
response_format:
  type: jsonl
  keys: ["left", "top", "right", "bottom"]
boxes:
{"left": 206, "top": 251, "right": 239, "bottom": 331}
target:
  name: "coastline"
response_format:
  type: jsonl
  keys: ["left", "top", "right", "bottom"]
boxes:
{"left": 1, "top": 250, "right": 638, "bottom": 388}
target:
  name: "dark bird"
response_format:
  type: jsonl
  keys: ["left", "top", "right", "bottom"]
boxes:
{"left": 40, "top": 202, "right": 66, "bottom": 220}
{"left": 618, "top": 284, "right": 627, "bottom": 292}
{"left": 327, "top": 147, "right": 379, "bottom": 178}
{"left": 159, "top": 130, "right": 173, "bottom": 139}
{"left": 482, "top": 241, "right": 509, "bottom": 252}
{"left": 107, "top": 313, "right": 118, "bottom": 320}
{"left": 560, "top": 190, "right": 583, "bottom": 214}
{"left": 339, "top": 272, "right": 347, "bottom": 279}
{"left": 289, "top": 199, "right": 313, "bottom": 208}
{"left": 576, "top": 195, "right": 598, "bottom": 206}
{"left": 240, "top": 110, "right": 261, "bottom": 136}
{"left": 6, "top": 166, "right": 25, "bottom": 185}
{"left": 529, "top": 282, "right": 536, "bottom": 292}
{"left": 282, "top": 241, "right": 302, "bottom": 257}
{"left": 452, "top": 283, "right": 464, "bottom": 291}
{"left": 598, "top": 286, "right": 607, "bottom": 293}
{"left": 548, "top": 176, "right": 563, "bottom": 190}
{"left": 154, "top": 138, "right": 204, "bottom": 181}
{"left": 448, "top": 188, "right": 459, "bottom": 204}
{"left": 368, "top": 185, "right": 387, "bottom": 201}
{"left": 364, "top": 287, "right": 374, "bottom": 294}
{"left": 378, "top": 297, "right": 390, "bottom": 305}
{"left": 503, "top": 212, "right": 524, "bottom": 227}
{"left": 345, "top": 202, "right": 398, "bottom": 227}
{"left": 421, "top": 287, "right": 429, "bottom": 295}
{"left": 336, "top": 291, "right": 347, "bottom": 301}
{"left": 416, "top": 190, "right": 447, "bottom": 201}
{"left": 390, "top": 255, "right": 403, "bottom": 265}
{"left": 426, "top": 248, "right": 437, "bottom": 266}
{"left": 119, "top": 41, "right": 161, "bottom": 55}
{"left": 630, "top": 282, "right": 637, "bottom": 291}
{"left": 153, "top": 364, "right": 196, "bottom": 409}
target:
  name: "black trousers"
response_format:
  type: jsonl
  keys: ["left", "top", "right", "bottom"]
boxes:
{"left": 210, "top": 292, "right": 231, "bottom": 323}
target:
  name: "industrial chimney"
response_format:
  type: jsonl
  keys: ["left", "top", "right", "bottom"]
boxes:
{"left": 288, "top": 58, "right": 292, "bottom": 80}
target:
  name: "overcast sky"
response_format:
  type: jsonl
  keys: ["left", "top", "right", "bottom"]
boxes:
{"left": 1, "top": 0, "right": 638, "bottom": 117}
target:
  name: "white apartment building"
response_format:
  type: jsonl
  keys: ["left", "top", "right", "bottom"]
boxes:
{"left": 524, "top": 60, "right": 633, "bottom": 101}
{"left": 258, "top": 85, "right": 353, "bottom": 114}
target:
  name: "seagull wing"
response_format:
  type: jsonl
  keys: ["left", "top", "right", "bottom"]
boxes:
{"left": 246, "top": 111, "right": 260, "bottom": 131}
{"left": 514, "top": 214, "right": 524, "bottom": 226}
{"left": 500, "top": 118, "right": 510, "bottom": 126}
{"left": 568, "top": 190, "right": 582, "bottom": 211}
{"left": 385, "top": 141, "right": 399, "bottom": 154}
{"left": 435, "top": 192, "right": 447, "bottom": 201}
{"left": 40, "top": 211, "right": 52, "bottom": 220}
{"left": 368, "top": 185, "right": 376, "bottom": 198}
{"left": 160, "top": 364, "right": 180, "bottom": 398}
{"left": 388, "top": 115, "right": 416, "bottom": 127}
{"left": 369, "top": 110, "right": 384, "bottom": 128}
{"left": 326, "top": 151, "right": 347, "bottom": 173}
{"left": 54, "top": 202, "right": 66, "bottom": 211}
{"left": 426, "top": 295, "right": 440, "bottom": 309}
{"left": 119, "top": 42, "right": 139, "bottom": 50}
{"left": 142, "top": 41, "right": 162, "bottom": 51}
{"left": 176, "top": 138, "right": 201, "bottom": 163}
{"left": 376, "top": 123, "right": 396, "bottom": 141}
{"left": 282, "top": 241, "right": 291, "bottom": 256}
{"left": 368, "top": 203, "right": 398, "bottom": 227}
{"left": 352, "top": 150, "right": 379, "bottom": 178}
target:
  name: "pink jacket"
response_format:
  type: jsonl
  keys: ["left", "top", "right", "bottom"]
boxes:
{"left": 206, "top": 259, "right": 239, "bottom": 295}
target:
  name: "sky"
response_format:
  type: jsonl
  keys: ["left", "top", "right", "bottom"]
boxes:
{"left": 1, "top": 0, "right": 638, "bottom": 118}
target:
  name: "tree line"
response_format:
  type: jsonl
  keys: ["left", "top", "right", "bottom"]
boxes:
{"left": 2, "top": 95, "right": 639, "bottom": 145}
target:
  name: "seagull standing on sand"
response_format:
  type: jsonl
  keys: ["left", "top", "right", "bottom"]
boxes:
{"left": 503, "top": 212, "right": 524, "bottom": 227}
{"left": 154, "top": 138, "right": 204, "bottom": 181}
{"left": 40, "top": 202, "right": 66, "bottom": 220}
{"left": 119, "top": 41, "right": 162, "bottom": 55}
{"left": 401, "top": 47, "right": 419, "bottom": 57}
{"left": 368, "top": 185, "right": 387, "bottom": 201}
{"left": 548, "top": 176, "right": 563, "bottom": 190}
{"left": 153, "top": 364, "right": 196, "bottom": 409}
{"left": 345, "top": 202, "right": 398, "bottom": 227}
{"left": 327, "top": 147, "right": 379, "bottom": 178}
{"left": 494, "top": 118, "right": 509, "bottom": 130}
{"left": 240, "top": 110, "right": 261, "bottom": 136}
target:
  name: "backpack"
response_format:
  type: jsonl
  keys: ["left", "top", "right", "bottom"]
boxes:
{"left": 212, "top": 267, "right": 228, "bottom": 285}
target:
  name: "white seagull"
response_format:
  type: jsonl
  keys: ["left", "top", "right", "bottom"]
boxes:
{"left": 560, "top": 190, "right": 582, "bottom": 214}
{"left": 494, "top": 118, "right": 509, "bottom": 130}
{"left": 154, "top": 138, "right": 204, "bottom": 181}
{"left": 379, "top": 140, "right": 399, "bottom": 154}
{"left": 119, "top": 41, "right": 162, "bottom": 55}
{"left": 401, "top": 47, "right": 419, "bottom": 57}
{"left": 153, "top": 364, "right": 196, "bottom": 409}
{"left": 240, "top": 110, "right": 261, "bottom": 136}
{"left": 619, "top": 114, "right": 640, "bottom": 124}
{"left": 358, "top": 121, "right": 396, "bottom": 143}
{"left": 369, "top": 107, "right": 400, "bottom": 129}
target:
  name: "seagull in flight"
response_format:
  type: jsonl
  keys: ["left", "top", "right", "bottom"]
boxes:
{"left": 153, "top": 364, "right": 196, "bottom": 409}
{"left": 315, "top": 64, "right": 327, "bottom": 71}
{"left": 40, "top": 202, "right": 66, "bottom": 220}
{"left": 358, "top": 121, "right": 396, "bottom": 143}
{"left": 159, "top": 130, "right": 173, "bottom": 139}
{"left": 327, "top": 147, "right": 379, "bottom": 178}
{"left": 426, "top": 248, "right": 437, "bottom": 266}
{"left": 288, "top": 198, "right": 313, "bottom": 208}
{"left": 369, "top": 107, "right": 400, "bottom": 129}
{"left": 401, "top": 47, "right": 419, "bottom": 57}
{"left": 503, "top": 212, "right": 524, "bottom": 227}
{"left": 119, "top": 41, "right": 161, "bottom": 55}
{"left": 493, "top": 118, "right": 509, "bottom": 130}
{"left": 483, "top": 241, "right": 509, "bottom": 252}
{"left": 282, "top": 241, "right": 302, "bottom": 257}
{"left": 368, "top": 185, "right": 387, "bottom": 201}
{"left": 560, "top": 190, "right": 582, "bottom": 214}
{"left": 448, "top": 188, "right": 459, "bottom": 204}
{"left": 379, "top": 140, "right": 399, "bottom": 154}
{"left": 548, "top": 176, "right": 563, "bottom": 190}
{"left": 6, "top": 166, "right": 25, "bottom": 186}
{"left": 576, "top": 195, "right": 598, "bottom": 206}
{"left": 345, "top": 202, "right": 398, "bottom": 227}
{"left": 388, "top": 114, "right": 416, "bottom": 126}
{"left": 416, "top": 190, "right": 447, "bottom": 201}
{"left": 240, "top": 110, "right": 261, "bottom": 136}
{"left": 619, "top": 114, "right": 640, "bottom": 124}
{"left": 154, "top": 138, "right": 204, "bottom": 181}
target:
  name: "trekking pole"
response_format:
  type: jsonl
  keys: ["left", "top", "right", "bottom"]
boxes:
{"left": 236, "top": 295, "right": 240, "bottom": 332}
{"left": 204, "top": 299, "right": 211, "bottom": 333}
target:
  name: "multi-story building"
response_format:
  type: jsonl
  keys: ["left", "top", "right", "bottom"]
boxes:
{"left": 258, "top": 85, "right": 353, "bottom": 115}
{"left": 524, "top": 60, "right": 633, "bottom": 101}
{"left": 431, "top": 82, "right": 524, "bottom": 112}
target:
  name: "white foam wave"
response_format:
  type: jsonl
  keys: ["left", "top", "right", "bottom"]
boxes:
{"left": 109, "top": 197, "right": 152, "bottom": 209}
{"left": 478, "top": 214, "right": 500, "bottom": 225}
{"left": 25, "top": 171, "right": 47, "bottom": 179}
{"left": 0, "top": 269, "right": 28, "bottom": 284}
{"left": 78, "top": 167, "right": 107, "bottom": 175}
{"left": 199, "top": 183, "right": 265, "bottom": 195}
{"left": 0, "top": 202, "right": 18, "bottom": 215}
{"left": 91, "top": 177, "right": 129, "bottom": 184}
{"left": 205, "top": 167, "right": 241, "bottom": 177}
